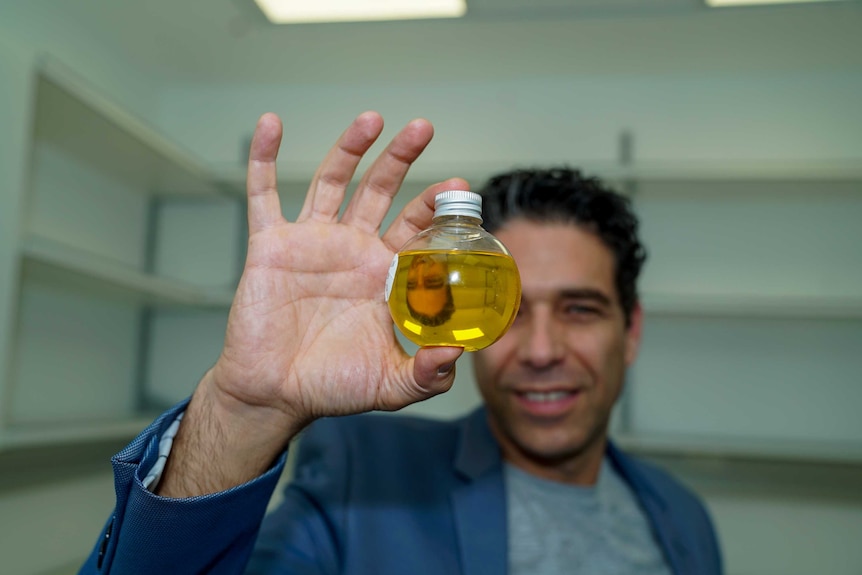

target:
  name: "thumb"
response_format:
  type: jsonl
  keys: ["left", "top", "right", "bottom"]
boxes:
{"left": 413, "top": 346, "right": 465, "bottom": 397}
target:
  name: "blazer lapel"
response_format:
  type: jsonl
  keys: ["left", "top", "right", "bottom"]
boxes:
{"left": 451, "top": 408, "right": 508, "bottom": 575}
{"left": 635, "top": 493, "right": 694, "bottom": 575}
{"left": 607, "top": 442, "right": 693, "bottom": 575}
{"left": 452, "top": 474, "right": 507, "bottom": 575}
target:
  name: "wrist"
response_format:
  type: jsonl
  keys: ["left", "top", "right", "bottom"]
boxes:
{"left": 155, "top": 370, "right": 305, "bottom": 497}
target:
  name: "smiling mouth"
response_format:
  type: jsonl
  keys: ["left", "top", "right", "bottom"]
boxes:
{"left": 514, "top": 389, "right": 581, "bottom": 417}
{"left": 521, "top": 390, "right": 573, "bottom": 402}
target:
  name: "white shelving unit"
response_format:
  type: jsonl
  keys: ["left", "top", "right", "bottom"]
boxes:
{"left": 613, "top": 430, "right": 862, "bottom": 466}
{"left": 612, "top": 291, "right": 862, "bottom": 467}
{"left": 618, "top": 171, "right": 862, "bottom": 468}
{"left": 2, "top": 57, "right": 860, "bottom": 473}
{"left": 21, "top": 235, "right": 235, "bottom": 309}
{"left": 641, "top": 292, "right": 862, "bottom": 321}
{"left": 0, "top": 58, "right": 241, "bottom": 452}
{"left": 34, "top": 59, "right": 237, "bottom": 199}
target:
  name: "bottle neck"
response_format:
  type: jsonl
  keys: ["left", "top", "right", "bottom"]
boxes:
{"left": 432, "top": 213, "right": 483, "bottom": 225}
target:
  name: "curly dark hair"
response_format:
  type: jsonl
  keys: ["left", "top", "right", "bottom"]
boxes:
{"left": 479, "top": 167, "right": 647, "bottom": 326}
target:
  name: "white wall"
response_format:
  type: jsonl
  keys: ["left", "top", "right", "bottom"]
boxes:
{"left": 156, "top": 71, "right": 862, "bottom": 186}
{"left": 0, "top": 3, "right": 158, "bottom": 123}
{"left": 152, "top": 5, "right": 862, "bottom": 186}
{"left": 1, "top": 3, "right": 861, "bottom": 575}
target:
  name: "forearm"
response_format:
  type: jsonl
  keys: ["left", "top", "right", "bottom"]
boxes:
{"left": 156, "top": 369, "right": 305, "bottom": 498}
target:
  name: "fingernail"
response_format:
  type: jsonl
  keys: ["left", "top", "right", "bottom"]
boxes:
{"left": 437, "top": 362, "right": 455, "bottom": 377}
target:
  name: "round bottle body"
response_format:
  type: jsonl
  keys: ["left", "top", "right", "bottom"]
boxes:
{"left": 387, "top": 220, "right": 521, "bottom": 351}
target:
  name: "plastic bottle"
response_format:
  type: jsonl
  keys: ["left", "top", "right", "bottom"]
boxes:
{"left": 385, "top": 190, "right": 521, "bottom": 351}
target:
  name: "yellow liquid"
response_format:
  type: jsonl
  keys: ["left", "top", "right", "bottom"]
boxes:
{"left": 388, "top": 249, "right": 521, "bottom": 351}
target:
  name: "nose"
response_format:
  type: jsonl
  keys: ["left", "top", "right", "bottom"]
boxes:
{"left": 517, "top": 307, "right": 564, "bottom": 368}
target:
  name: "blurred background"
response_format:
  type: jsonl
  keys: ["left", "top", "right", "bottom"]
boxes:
{"left": 0, "top": 1, "right": 861, "bottom": 573}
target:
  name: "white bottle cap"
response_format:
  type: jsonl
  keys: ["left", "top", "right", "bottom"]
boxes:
{"left": 434, "top": 190, "right": 483, "bottom": 221}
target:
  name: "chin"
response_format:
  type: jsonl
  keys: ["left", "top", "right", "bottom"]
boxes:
{"left": 525, "top": 422, "right": 607, "bottom": 459}
{"left": 518, "top": 433, "right": 588, "bottom": 462}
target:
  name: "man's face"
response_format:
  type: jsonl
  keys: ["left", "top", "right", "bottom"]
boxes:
{"left": 472, "top": 219, "right": 642, "bottom": 484}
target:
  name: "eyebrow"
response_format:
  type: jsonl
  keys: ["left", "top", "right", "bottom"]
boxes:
{"left": 557, "top": 288, "right": 613, "bottom": 307}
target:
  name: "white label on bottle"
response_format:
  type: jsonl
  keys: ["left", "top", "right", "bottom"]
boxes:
{"left": 384, "top": 253, "right": 398, "bottom": 302}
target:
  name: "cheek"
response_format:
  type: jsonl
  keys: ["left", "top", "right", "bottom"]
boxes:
{"left": 567, "top": 328, "right": 627, "bottom": 378}
{"left": 472, "top": 344, "right": 511, "bottom": 387}
{"left": 594, "top": 333, "right": 629, "bottom": 390}
{"left": 472, "top": 350, "right": 496, "bottom": 384}
{"left": 471, "top": 354, "right": 495, "bottom": 402}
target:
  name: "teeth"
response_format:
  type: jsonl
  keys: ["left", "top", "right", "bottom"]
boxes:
{"left": 523, "top": 391, "right": 570, "bottom": 402}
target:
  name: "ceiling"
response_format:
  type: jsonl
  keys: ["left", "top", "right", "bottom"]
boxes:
{"left": 4, "top": 0, "right": 861, "bottom": 85}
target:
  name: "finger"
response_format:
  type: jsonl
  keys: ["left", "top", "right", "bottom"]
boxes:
{"left": 381, "top": 178, "right": 471, "bottom": 252}
{"left": 340, "top": 118, "right": 435, "bottom": 234}
{"left": 297, "top": 111, "right": 385, "bottom": 224}
{"left": 247, "top": 113, "right": 285, "bottom": 234}
{"left": 412, "top": 347, "right": 464, "bottom": 396}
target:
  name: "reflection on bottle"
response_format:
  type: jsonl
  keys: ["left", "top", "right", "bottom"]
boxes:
{"left": 405, "top": 254, "right": 455, "bottom": 327}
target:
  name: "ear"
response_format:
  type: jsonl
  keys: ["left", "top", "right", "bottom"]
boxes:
{"left": 623, "top": 302, "right": 643, "bottom": 366}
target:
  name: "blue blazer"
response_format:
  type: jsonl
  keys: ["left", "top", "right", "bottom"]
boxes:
{"left": 81, "top": 402, "right": 722, "bottom": 574}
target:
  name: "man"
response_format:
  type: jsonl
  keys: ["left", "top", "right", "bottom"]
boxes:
{"left": 405, "top": 253, "right": 456, "bottom": 326}
{"left": 80, "top": 112, "right": 722, "bottom": 574}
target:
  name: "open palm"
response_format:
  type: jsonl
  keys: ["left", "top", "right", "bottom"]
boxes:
{"left": 157, "top": 112, "right": 465, "bottom": 497}
{"left": 211, "top": 112, "right": 465, "bottom": 434}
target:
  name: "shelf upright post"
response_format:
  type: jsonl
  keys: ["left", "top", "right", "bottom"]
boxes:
{"left": 133, "top": 197, "right": 161, "bottom": 414}
{"left": 613, "top": 128, "right": 638, "bottom": 438}
{"left": 0, "top": 47, "right": 38, "bottom": 446}
{"left": 618, "top": 128, "right": 638, "bottom": 199}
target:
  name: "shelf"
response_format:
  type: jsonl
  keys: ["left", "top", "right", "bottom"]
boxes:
{"left": 614, "top": 433, "right": 862, "bottom": 502}
{"left": 613, "top": 431, "right": 862, "bottom": 466}
{"left": 0, "top": 417, "right": 156, "bottom": 451}
{"left": 641, "top": 292, "right": 862, "bottom": 320}
{"left": 21, "top": 235, "right": 235, "bottom": 308}
{"left": 0, "top": 433, "right": 136, "bottom": 491}
{"left": 34, "top": 57, "right": 241, "bottom": 198}
{"left": 603, "top": 158, "right": 862, "bottom": 183}
{"left": 211, "top": 158, "right": 862, "bottom": 189}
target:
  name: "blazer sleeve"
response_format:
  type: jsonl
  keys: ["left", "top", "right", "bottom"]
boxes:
{"left": 78, "top": 400, "right": 288, "bottom": 575}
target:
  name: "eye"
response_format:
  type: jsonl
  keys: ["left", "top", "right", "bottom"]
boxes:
{"left": 424, "top": 277, "right": 446, "bottom": 289}
{"left": 561, "top": 301, "right": 601, "bottom": 320}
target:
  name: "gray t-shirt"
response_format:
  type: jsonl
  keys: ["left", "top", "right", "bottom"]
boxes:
{"left": 506, "top": 459, "right": 672, "bottom": 575}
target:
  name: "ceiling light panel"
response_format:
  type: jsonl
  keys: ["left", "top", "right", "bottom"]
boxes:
{"left": 255, "top": 0, "right": 468, "bottom": 23}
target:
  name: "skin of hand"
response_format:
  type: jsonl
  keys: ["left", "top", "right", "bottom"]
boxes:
{"left": 157, "top": 112, "right": 465, "bottom": 497}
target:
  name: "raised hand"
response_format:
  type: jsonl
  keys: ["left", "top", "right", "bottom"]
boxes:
{"left": 157, "top": 112, "right": 465, "bottom": 497}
